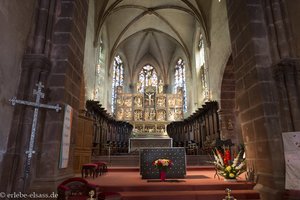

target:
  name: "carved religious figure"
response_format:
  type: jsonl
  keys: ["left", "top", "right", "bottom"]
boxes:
{"left": 145, "top": 91, "right": 154, "bottom": 106}
{"left": 158, "top": 80, "right": 164, "bottom": 94}
{"left": 157, "top": 96, "right": 165, "bottom": 107}
{"left": 124, "top": 96, "right": 132, "bottom": 107}
{"left": 176, "top": 96, "right": 183, "bottom": 106}
{"left": 124, "top": 108, "right": 132, "bottom": 119}
{"left": 134, "top": 96, "right": 143, "bottom": 107}
{"left": 168, "top": 109, "right": 175, "bottom": 121}
{"left": 116, "top": 108, "right": 124, "bottom": 120}
{"left": 116, "top": 96, "right": 123, "bottom": 106}
{"left": 149, "top": 108, "right": 156, "bottom": 120}
{"left": 134, "top": 110, "right": 142, "bottom": 121}
{"left": 144, "top": 109, "right": 150, "bottom": 120}
{"left": 157, "top": 110, "right": 166, "bottom": 121}
{"left": 136, "top": 82, "right": 142, "bottom": 93}
{"left": 175, "top": 109, "right": 183, "bottom": 120}
{"left": 168, "top": 97, "right": 176, "bottom": 107}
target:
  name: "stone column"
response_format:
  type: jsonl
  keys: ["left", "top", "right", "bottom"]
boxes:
{"left": 226, "top": 0, "right": 285, "bottom": 199}
{"left": 273, "top": 58, "right": 300, "bottom": 131}
{"left": 0, "top": 55, "right": 52, "bottom": 193}
{"left": 30, "top": 0, "right": 89, "bottom": 193}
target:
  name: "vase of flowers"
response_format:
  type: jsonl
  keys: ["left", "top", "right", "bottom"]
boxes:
{"left": 152, "top": 158, "right": 173, "bottom": 181}
{"left": 212, "top": 146, "right": 246, "bottom": 181}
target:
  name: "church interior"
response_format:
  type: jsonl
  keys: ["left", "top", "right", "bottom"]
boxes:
{"left": 0, "top": 0, "right": 300, "bottom": 199}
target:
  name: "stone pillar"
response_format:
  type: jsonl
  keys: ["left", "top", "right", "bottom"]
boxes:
{"left": 0, "top": 55, "right": 52, "bottom": 193}
{"left": 29, "top": 0, "right": 89, "bottom": 193}
{"left": 0, "top": 0, "right": 59, "bottom": 193}
{"left": 273, "top": 58, "right": 300, "bottom": 131}
{"left": 226, "top": 0, "right": 285, "bottom": 199}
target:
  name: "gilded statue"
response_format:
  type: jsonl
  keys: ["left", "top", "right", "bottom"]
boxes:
{"left": 144, "top": 109, "right": 149, "bottom": 120}
{"left": 149, "top": 109, "right": 156, "bottom": 120}
{"left": 116, "top": 96, "right": 123, "bottom": 105}
{"left": 157, "top": 97, "right": 165, "bottom": 107}
{"left": 168, "top": 109, "right": 175, "bottom": 121}
{"left": 116, "top": 108, "right": 124, "bottom": 120}
{"left": 134, "top": 110, "right": 142, "bottom": 121}
{"left": 124, "top": 97, "right": 132, "bottom": 106}
{"left": 136, "top": 82, "right": 142, "bottom": 93}
{"left": 124, "top": 108, "right": 132, "bottom": 119}
{"left": 168, "top": 97, "right": 175, "bottom": 107}
{"left": 145, "top": 92, "right": 154, "bottom": 106}
{"left": 134, "top": 96, "right": 142, "bottom": 107}
{"left": 176, "top": 97, "right": 183, "bottom": 106}
{"left": 158, "top": 80, "right": 164, "bottom": 94}
{"left": 157, "top": 110, "right": 166, "bottom": 121}
{"left": 175, "top": 109, "right": 183, "bottom": 120}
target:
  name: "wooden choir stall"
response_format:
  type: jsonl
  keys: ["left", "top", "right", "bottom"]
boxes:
{"left": 85, "top": 100, "right": 133, "bottom": 156}
{"left": 167, "top": 101, "right": 220, "bottom": 155}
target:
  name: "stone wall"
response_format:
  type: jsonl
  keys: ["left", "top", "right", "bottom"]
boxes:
{"left": 0, "top": 0, "right": 89, "bottom": 193}
{"left": 226, "top": 0, "right": 286, "bottom": 199}
{"left": 32, "top": 0, "right": 89, "bottom": 192}
{"left": 0, "top": 0, "right": 36, "bottom": 180}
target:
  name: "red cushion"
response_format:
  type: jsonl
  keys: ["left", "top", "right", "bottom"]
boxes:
{"left": 57, "top": 185, "right": 69, "bottom": 191}
{"left": 82, "top": 163, "right": 97, "bottom": 167}
{"left": 60, "top": 177, "right": 88, "bottom": 185}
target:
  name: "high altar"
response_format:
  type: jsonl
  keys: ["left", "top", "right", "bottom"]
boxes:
{"left": 114, "top": 81, "right": 184, "bottom": 152}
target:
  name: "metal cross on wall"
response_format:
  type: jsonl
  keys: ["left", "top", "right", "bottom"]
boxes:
{"left": 9, "top": 81, "right": 61, "bottom": 190}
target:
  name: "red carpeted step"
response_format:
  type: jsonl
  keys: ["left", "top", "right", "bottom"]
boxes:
{"left": 98, "top": 182, "right": 256, "bottom": 192}
{"left": 119, "top": 190, "right": 260, "bottom": 200}
{"left": 86, "top": 169, "right": 260, "bottom": 200}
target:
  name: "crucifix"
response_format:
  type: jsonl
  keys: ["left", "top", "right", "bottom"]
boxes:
{"left": 9, "top": 81, "right": 61, "bottom": 190}
{"left": 145, "top": 91, "right": 154, "bottom": 106}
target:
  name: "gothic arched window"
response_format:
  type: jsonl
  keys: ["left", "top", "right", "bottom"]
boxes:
{"left": 198, "top": 33, "right": 209, "bottom": 100}
{"left": 174, "top": 58, "right": 187, "bottom": 112}
{"left": 111, "top": 55, "right": 124, "bottom": 113}
{"left": 94, "top": 38, "right": 105, "bottom": 102}
{"left": 138, "top": 64, "right": 158, "bottom": 93}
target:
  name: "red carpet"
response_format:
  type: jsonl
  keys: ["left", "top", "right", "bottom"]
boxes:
{"left": 83, "top": 167, "right": 260, "bottom": 200}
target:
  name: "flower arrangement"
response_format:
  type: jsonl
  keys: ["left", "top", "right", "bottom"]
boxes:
{"left": 152, "top": 158, "right": 173, "bottom": 171}
{"left": 212, "top": 147, "right": 246, "bottom": 179}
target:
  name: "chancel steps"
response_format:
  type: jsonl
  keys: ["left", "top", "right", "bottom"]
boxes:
{"left": 87, "top": 169, "right": 260, "bottom": 200}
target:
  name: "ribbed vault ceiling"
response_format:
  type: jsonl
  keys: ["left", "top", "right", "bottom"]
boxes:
{"left": 95, "top": 0, "right": 211, "bottom": 81}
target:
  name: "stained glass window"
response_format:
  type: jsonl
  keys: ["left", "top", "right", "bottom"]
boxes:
{"left": 199, "top": 34, "right": 205, "bottom": 67}
{"left": 94, "top": 39, "right": 105, "bottom": 102}
{"left": 138, "top": 64, "right": 158, "bottom": 93}
{"left": 198, "top": 33, "right": 209, "bottom": 100}
{"left": 111, "top": 55, "right": 124, "bottom": 113}
{"left": 174, "top": 58, "right": 187, "bottom": 112}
